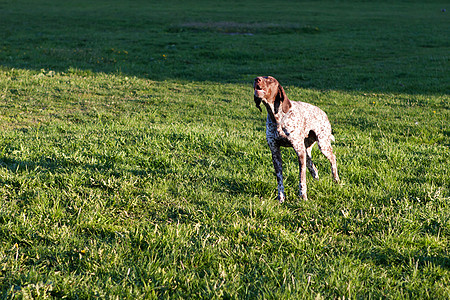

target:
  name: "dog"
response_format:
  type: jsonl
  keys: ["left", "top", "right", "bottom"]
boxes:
{"left": 253, "top": 76, "right": 339, "bottom": 202}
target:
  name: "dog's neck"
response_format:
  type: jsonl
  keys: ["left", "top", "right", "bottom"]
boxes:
{"left": 263, "top": 99, "right": 288, "bottom": 124}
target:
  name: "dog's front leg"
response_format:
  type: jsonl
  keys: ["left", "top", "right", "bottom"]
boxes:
{"left": 293, "top": 142, "right": 308, "bottom": 201}
{"left": 268, "top": 142, "right": 285, "bottom": 203}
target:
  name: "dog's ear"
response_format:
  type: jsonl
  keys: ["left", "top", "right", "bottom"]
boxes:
{"left": 253, "top": 78, "right": 263, "bottom": 112}
{"left": 276, "top": 84, "right": 291, "bottom": 113}
{"left": 254, "top": 95, "right": 262, "bottom": 112}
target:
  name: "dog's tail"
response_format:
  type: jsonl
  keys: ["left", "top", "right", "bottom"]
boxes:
{"left": 331, "top": 134, "right": 335, "bottom": 143}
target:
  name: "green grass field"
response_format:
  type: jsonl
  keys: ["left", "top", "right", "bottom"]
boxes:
{"left": 1, "top": 0, "right": 449, "bottom": 298}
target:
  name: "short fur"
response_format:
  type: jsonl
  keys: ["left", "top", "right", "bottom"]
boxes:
{"left": 253, "top": 76, "right": 339, "bottom": 202}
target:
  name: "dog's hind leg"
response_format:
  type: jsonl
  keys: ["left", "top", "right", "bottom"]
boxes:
{"left": 306, "top": 144, "right": 319, "bottom": 180}
{"left": 317, "top": 137, "right": 339, "bottom": 183}
{"left": 304, "top": 131, "right": 319, "bottom": 180}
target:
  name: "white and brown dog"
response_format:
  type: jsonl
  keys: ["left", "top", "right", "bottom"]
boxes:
{"left": 254, "top": 76, "right": 339, "bottom": 202}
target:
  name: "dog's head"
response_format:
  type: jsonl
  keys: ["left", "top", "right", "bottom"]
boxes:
{"left": 253, "top": 76, "right": 291, "bottom": 113}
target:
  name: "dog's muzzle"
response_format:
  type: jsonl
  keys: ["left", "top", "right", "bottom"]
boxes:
{"left": 254, "top": 89, "right": 265, "bottom": 99}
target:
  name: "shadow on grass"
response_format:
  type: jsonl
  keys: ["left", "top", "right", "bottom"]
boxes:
{"left": 1, "top": 0, "right": 448, "bottom": 94}
{"left": 360, "top": 247, "right": 450, "bottom": 270}
{"left": 206, "top": 176, "right": 272, "bottom": 198}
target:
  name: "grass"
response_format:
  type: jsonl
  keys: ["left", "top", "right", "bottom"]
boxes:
{"left": 0, "top": 0, "right": 449, "bottom": 298}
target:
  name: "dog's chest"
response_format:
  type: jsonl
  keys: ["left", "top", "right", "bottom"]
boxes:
{"left": 265, "top": 117, "right": 293, "bottom": 146}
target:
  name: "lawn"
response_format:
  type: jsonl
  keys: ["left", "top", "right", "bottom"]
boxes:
{"left": 0, "top": 0, "right": 449, "bottom": 298}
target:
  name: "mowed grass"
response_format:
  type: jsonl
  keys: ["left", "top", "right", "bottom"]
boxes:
{"left": 0, "top": 0, "right": 449, "bottom": 298}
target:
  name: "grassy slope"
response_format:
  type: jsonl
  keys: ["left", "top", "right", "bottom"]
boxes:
{"left": 0, "top": 0, "right": 449, "bottom": 298}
